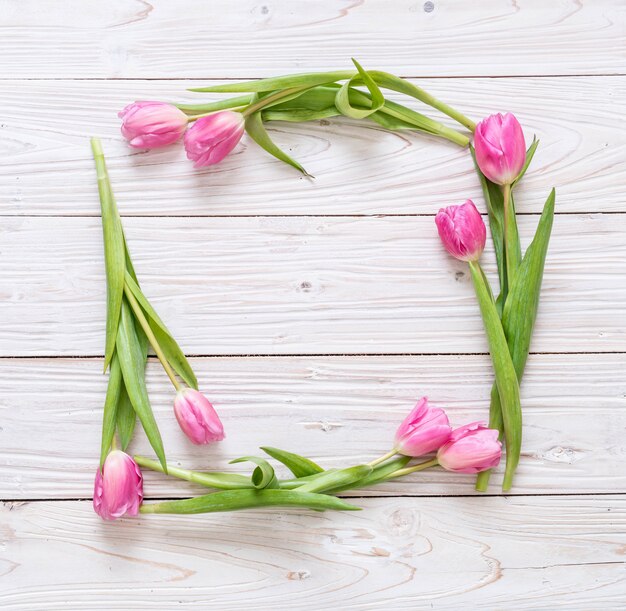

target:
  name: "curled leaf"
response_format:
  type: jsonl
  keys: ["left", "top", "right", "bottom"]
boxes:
{"left": 230, "top": 456, "right": 278, "bottom": 489}
{"left": 335, "top": 59, "right": 385, "bottom": 119}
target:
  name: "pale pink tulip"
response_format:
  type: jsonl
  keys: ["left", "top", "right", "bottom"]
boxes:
{"left": 394, "top": 397, "right": 452, "bottom": 457}
{"left": 93, "top": 451, "right": 143, "bottom": 520}
{"left": 435, "top": 200, "right": 486, "bottom": 262}
{"left": 437, "top": 422, "right": 502, "bottom": 473}
{"left": 474, "top": 112, "right": 526, "bottom": 185}
{"left": 119, "top": 101, "right": 188, "bottom": 149}
{"left": 183, "top": 111, "right": 245, "bottom": 168}
{"left": 174, "top": 388, "right": 225, "bottom": 444}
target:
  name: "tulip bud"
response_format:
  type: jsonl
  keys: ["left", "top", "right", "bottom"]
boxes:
{"left": 174, "top": 388, "right": 225, "bottom": 444}
{"left": 183, "top": 111, "right": 245, "bottom": 168}
{"left": 435, "top": 200, "right": 486, "bottom": 262}
{"left": 118, "top": 101, "right": 188, "bottom": 149}
{"left": 437, "top": 422, "right": 502, "bottom": 473}
{"left": 394, "top": 397, "right": 452, "bottom": 457}
{"left": 93, "top": 450, "right": 143, "bottom": 520}
{"left": 474, "top": 112, "right": 526, "bottom": 185}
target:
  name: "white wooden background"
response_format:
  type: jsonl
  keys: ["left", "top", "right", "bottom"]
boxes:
{"left": 1, "top": 1, "right": 625, "bottom": 608}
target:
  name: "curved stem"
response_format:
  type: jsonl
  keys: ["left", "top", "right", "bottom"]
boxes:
{"left": 123, "top": 282, "right": 181, "bottom": 391}
{"left": 368, "top": 449, "right": 398, "bottom": 467}
{"left": 242, "top": 85, "right": 310, "bottom": 117}
{"left": 385, "top": 458, "right": 439, "bottom": 479}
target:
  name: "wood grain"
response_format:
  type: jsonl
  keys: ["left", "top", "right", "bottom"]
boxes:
{"left": 0, "top": 214, "right": 623, "bottom": 356}
{"left": 1, "top": 77, "right": 624, "bottom": 215}
{"left": 1, "top": 354, "right": 624, "bottom": 499}
{"left": 1, "top": 497, "right": 624, "bottom": 610}
{"left": 0, "top": 1, "right": 624, "bottom": 78}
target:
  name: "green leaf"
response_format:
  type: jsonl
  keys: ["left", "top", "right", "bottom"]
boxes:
{"left": 115, "top": 383, "right": 136, "bottom": 451}
{"left": 99, "top": 352, "right": 123, "bottom": 468}
{"left": 468, "top": 260, "right": 522, "bottom": 491}
{"left": 323, "top": 456, "right": 412, "bottom": 494}
{"left": 134, "top": 455, "right": 253, "bottom": 490}
{"left": 116, "top": 299, "right": 166, "bottom": 471}
{"left": 476, "top": 189, "right": 556, "bottom": 492}
{"left": 513, "top": 137, "right": 539, "bottom": 186}
{"left": 230, "top": 456, "right": 278, "bottom": 489}
{"left": 189, "top": 71, "right": 355, "bottom": 93}
{"left": 124, "top": 272, "right": 198, "bottom": 389}
{"left": 91, "top": 138, "right": 125, "bottom": 372}
{"left": 140, "top": 488, "right": 361, "bottom": 514}
{"left": 262, "top": 107, "right": 340, "bottom": 122}
{"left": 335, "top": 59, "right": 385, "bottom": 119}
{"left": 244, "top": 111, "right": 311, "bottom": 176}
{"left": 295, "top": 464, "right": 373, "bottom": 494}
{"left": 261, "top": 446, "right": 324, "bottom": 478}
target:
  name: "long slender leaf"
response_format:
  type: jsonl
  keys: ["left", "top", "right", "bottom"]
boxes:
{"left": 261, "top": 446, "right": 324, "bottom": 478}
{"left": 335, "top": 59, "right": 385, "bottom": 119}
{"left": 124, "top": 272, "right": 198, "bottom": 389}
{"left": 513, "top": 137, "right": 539, "bottom": 186}
{"left": 141, "top": 489, "right": 361, "bottom": 514}
{"left": 91, "top": 138, "right": 125, "bottom": 372}
{"left": 476, "top": 190, "right": 556, "bottom": 491}
{"left": 189, "top": 71, "right": 355, "bottom": 93}
{"left": 329, "top": 455, "right": 411, "bottom": 493}
{"left": 262, "top": 107, "right": 340, "bottom": 122}
{"left": 469, "top": 261, "right": 522, "bottom": 491}
{"left": 176, "top": 94, "right": 255, "bottom": 113}
{"left": 99, "top": 353, "right": 123, "bottom": 467}
{"left": 245, "top": 111, "right": 311, "bottom": 176}
{"left": 296, "top": 465, "right": 373, "bottom": 494}
{"left": 230, "top": 456, "right": 278, "bottom": 489}
{"left": 116, "top": 299, "right": 166, "bottom": 471}
{"left": 115, "top": 383, "right": 136, "bottom": 451}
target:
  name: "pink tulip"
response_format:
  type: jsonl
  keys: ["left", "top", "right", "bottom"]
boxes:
{"left": 93, "top": 451, "right": 143, "bottom": 520}
{"left": 394, "top": 397, "right": 452, "bottom": 457}
{"left": 118, "top": 101, "right": 188, "bottom": 149}
{"left": 183, "top": 111, "right": 245, "bottom": 168}
{"left": 474, "top": 113, "right": 526, "bottom": 185}
{"left": 437, "top": 422, "right": 502, "bottom": 473}
{"left": 435, "top": 200, "right": 486, "bottom": 262}
{"left": 174, "top": 388, "right": 225, "bottom": 444}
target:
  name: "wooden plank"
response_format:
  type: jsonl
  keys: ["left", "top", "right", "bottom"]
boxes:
{"left": 0, "top": 1, "right": 624, "bottom": 78}
{"left": 1, "top": 354, "right": 624, "bottom": 499}
{"left": 1, "top": 77, "right": 624, "bottom": 215}
{"left": 1, "top": 496, "right": 624, "bottom": 609}
{"left": 0, "top": 214, "right": 623, "bottom": 356}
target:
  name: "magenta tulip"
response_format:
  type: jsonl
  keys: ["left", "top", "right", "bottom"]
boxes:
{"left": 93, "top": 451, "right": 143, "bottom": 520}
{"left": 394, "top": 397, "right": 452, "bottom": 457}
{"left": 183, "top": 111, "right": 245, "bottom": 168}
{"left": 118, "top": 101, "right": 188, "bottom": 149}
{"left": 435, "top": 200, "right": 486, "bottom": 262}
{"left": 474, "top": 112, "right": 526, "bottom": 185}
{"left": 174, "top": 388, "right": 225, "bottom": 444}
{"left": 437, "top": 422, "right": 502, "bottom": 473}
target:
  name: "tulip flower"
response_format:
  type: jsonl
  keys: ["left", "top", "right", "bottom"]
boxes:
{"left": 119, "top": 101, "right": 188, "bottom": 149}
{"left": 174, "top": 388, "right": 225, "bottom": 444}
{"left": 93, "top": 450, "right": 143, "bottom": 520}
{"left": 435, "top": 200, "right": 486, "bottom": 262}
{"left": 435, "top": 201, "right": 522, "bottom": 490}
{"left": 184, "top": 111, "right": 245, "bottom": 168}
{"left": 394, "top": 397, "right": 452, "bottom": 457}
{"left": 474, "top": 113, "right": 526, "bottom": 186}
{"left": 437, "top": 422, "right": 502, "bottom": 473}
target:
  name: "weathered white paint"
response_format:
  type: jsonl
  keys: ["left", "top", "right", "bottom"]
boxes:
{"left": 1, "top": 77, "right": 624, "bottom": 215}
{"left": 0, "top": 1, "right": 624, "bottom": 78}
{"left": 1, "top": 497, "right": 625, "bottom": 609}
{"left": 0, "top": 354, "right": 624, "bottom": 499}
{"left": 2, "top": 1, "right": 625, "bottom": 607}
{"left": 0, "top": 214, "right": 623, "bottom": 356}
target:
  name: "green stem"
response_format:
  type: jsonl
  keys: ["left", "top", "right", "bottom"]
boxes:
{"left": 367, "top": 449, "right": 398, "bottom": 467}
{"left": 134, "top": 456, "right": 252, "bottom": 490}
{"left": 502, "top": 182, "right": 521, "bottom": 284}
{"left": 242, "top": 86, "right": 310, "bottom": 118}
{"left": 468, "top": 260, "right": 522, "bottom": 491}
{"left": 122, "top": 282, "right": 181, "bottom": 391}
{"left": 385, "top": 458, "right": 439, "bottom": 479}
